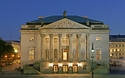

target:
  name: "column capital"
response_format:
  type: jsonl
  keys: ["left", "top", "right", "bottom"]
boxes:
{"left": 40, "top": 34, "right": 45, "bottom": 37}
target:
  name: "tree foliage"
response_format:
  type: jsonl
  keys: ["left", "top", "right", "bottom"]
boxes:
{"left": 0, "top": 38, "right": 14, "bottom": 58}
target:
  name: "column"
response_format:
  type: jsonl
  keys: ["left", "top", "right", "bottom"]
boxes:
{"left": 49, "top": 34, "right": 53, "bottom": 61}
{"left": 58, "top": 34, "right": 62, "bottom": 61}
{"left": 40, "top": 34, "right": 44, "bottom": 60}
{"left": 77, "top": 34, "right": 81, "bottom": 61}
{"left": 69, "top": 34, "right": 72, "bottom": 61}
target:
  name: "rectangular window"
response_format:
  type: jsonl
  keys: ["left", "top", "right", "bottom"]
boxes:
{"left": 112, "top": 44, "right": 114, "bottom": 48}
{"left": 110, "top": 49, "right": 112, "bottom": 52}
{"left": 96, "top": 50, "right": 101, "bottom": 60}
{"left": 29, "top": 49, "right": 34, "bottom": 60}
{"left": 122, "top": 45, "right": 124, "bottom": 47}
{"left": 96, "top": 37, "right": 101, "bottom": 41}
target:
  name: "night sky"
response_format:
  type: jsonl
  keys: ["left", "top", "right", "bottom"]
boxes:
{"left": 0, "top": 0, "right": 125, "bottom": 40}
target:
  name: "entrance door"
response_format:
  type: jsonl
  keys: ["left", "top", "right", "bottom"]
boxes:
{"left": 63, "top": 65, "right": 68, "bottom": 73}
{"left": 62, "top": 48, "right": 68, "bottom": 61}
{"left": 73, "top": 65, "right": 78, "bottom": 73}
{"left": 53, "top": 65, "right": 58, "bottom": 73}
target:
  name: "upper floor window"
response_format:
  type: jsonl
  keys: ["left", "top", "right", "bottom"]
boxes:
{"left": 29, "top": 37, "right": 34, "bottom": 41}
{"left": 119, "top": 44, "right": 121, "bottom": 47}
{"left": 116, "top": 44, "right": 117, "bottom": 47}
{"left": 29, "top": 49, "right": 35, "bottom": 60}
{"left": 110, "top": 49, "right": 112, "bottom": 52}
{"left": 122, "top": 44, "right": 124, "bottom": 47}
{"left": 96, "top": 37, "right": 101, "bottom": 41}
{"left": 96, "top": 50, "right": 101, "bottom": 60}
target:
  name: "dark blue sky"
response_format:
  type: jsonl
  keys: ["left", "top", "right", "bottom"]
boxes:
{"left": 0, "top": 0, "right": 125, "bottom": 40}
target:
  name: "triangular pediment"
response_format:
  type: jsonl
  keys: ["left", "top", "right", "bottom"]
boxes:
{"left": 41, "top": 18, "right": 89, "bottom": 29}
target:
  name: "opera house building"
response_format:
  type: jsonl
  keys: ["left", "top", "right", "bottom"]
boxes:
{"left": 20, "top": 13, "right": 110, "bottom": 74}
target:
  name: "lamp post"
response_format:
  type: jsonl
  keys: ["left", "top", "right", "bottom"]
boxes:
{"left": 91, "top": 43, "right": 94, "bottom": 78}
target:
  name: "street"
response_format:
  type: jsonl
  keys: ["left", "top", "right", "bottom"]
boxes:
{"left": 0, "top": 62, "right": 22, "bottom": 75}
{"left": 0, "top": 62, "right": 125, "bottom": 78}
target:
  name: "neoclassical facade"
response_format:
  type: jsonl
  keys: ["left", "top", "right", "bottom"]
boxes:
{"left": 109, "top": 35, "right": 125, "bottom": 59}
{"left": 20, "top": 13, "right": 109, "bottom": 74}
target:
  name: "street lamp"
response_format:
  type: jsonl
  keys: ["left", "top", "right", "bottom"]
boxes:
{"left": 91, "top": 43, "right": 94, "bottom": 78}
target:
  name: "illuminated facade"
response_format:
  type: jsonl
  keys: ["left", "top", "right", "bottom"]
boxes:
{"left": 20, "top": 13, "right": 109, "bottom": 74}
{"left": 109, "top": 35, "right": 125, "bottom": 59}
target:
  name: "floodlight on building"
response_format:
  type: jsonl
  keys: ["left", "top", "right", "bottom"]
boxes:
{"left": 5, "top": 55, "right": 7, "bottom": 58}
{"left": 14, "top": 49, "right": 18, "bottom": 53}
{"left": 78, "top": 63, "right": 82, "bottom": 67}
{"left": 59, "top": 63, "right": 62, "bottom": 67}
{"left": 68, "top": 63, "right": 72, "bottom": 67}
{"left": 49, "top": 63, "right": 53, "bottom": 67}
{"left": 12, "top": 54, "right": 15, "bottom": 57}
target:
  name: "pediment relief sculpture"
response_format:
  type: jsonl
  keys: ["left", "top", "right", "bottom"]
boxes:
{"left": 41, "top": 18, "right": 89, "bottom": 29}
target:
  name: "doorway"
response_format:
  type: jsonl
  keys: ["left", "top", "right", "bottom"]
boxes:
{"left": 73, "top": 65, "right": 78, "bottom": 73}
{"left": 63, "top": 65, "right": 68, "bottom": 73}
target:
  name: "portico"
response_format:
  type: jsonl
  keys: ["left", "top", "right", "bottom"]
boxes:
{"left": 40, "top": 33, "right": 90, "bottom": 62}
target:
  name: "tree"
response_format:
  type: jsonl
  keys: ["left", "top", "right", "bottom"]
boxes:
{"left": 0, "top": 38, "right": 14, "bottom": 62}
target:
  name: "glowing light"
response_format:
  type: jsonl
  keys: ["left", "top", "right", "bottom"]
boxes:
{"left": 12, "top": 55, "right": 15, "bottom": 57}
{"left": 5, "top": 55, "right": 7, "bottom": 58}
{"left": 59, "top": 63, "right": 62, "bottom": 67}
{"left": 118, "top": 49, "right": 120, "bottom": 52}
{"left": 110, "top": 54, "right": 112, "bottom": 56}
{"left": 110, "top": 49, "right": 112, "bottom": 52}
{"left": 14, "top": 48, "right": 18, "bottom": 53}
{"left": 78, "top": 63, "right": 82, "bottom": 67}
{"left": 68, "top": 63, "right": 72, "bottom": 67}
{"left": 49, "top": 63, "right": 53, "bottom": 67}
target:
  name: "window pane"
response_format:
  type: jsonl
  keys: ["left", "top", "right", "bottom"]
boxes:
{"left": 96, "top": 50, "right": 101, "bottom": 60}
{"left": 96, "top": 37, "right": 101, "bottom": 41}
{"left": 29, "top": 49, "right": 34, "bottom": 60}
